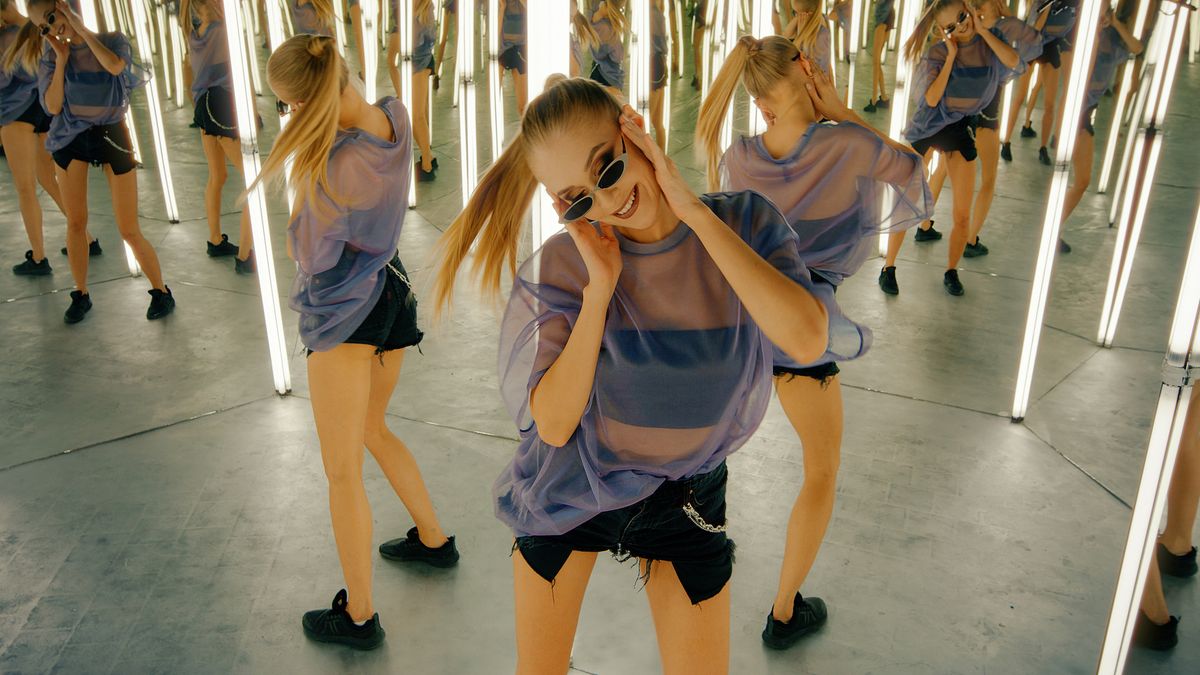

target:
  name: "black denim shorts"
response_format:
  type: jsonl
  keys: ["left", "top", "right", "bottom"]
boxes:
{"left": 499, "top": 45, "right": 526, "bottom": 74}
{"left": 13, "top": 98, "right": 52, "bottom": 134}
{"left": 1034, "top": 37, "right": 1067, "bottom": 69}
{"left": 773, "top": 274, "right": 841, "bottom": 383}
{"left": 193, "top": 87, "right": 261, "bottom": 140}
{"left": 911, "top": 115, "right": 978, "bottom": 162}
{"left": 307, "top": 256, "right": 423, "bottom": 358}
{"left": 515, "top": 462, "right": 734, "bottom": 606}
{"left": 589, "top": 62, "right": 616, "bottom": 89}
{"left": 975, "top": 91, "right": 1001, "bottom": 131}
{"left": 52, "top": 121, "right": 137, "bottom": 174}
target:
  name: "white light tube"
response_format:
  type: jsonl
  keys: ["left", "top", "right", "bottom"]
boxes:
{"left": 630, "top": 0, "right": 646, "bottom": 117}
{"left": 241, "top": 1, "right": 264, "bottom": 96}
{"left": 527, "top": 0, "right": 569, "bottom": 249}
{"left": 332, "top": 0, "right": 347, "bottom": 53}
{"left": 859, "top": 0, "right": 869, "bottom": 49}
{"left": 845, "top": 0, "right": 861, "bottom": 105}
{"left": 1191, "top": 6, "right": 1198, "bottom": 63}
{"left": 880, "top": 0, "right": 921, "bottom": 254}
{"left": 395, "top": 0, "right": 415, "bottom": 206}
{"left": 457, "top": 0, "right": 478, "bottom": 206}
{"left": 1096, "top": 9, "right": 1189, "bottom": 347}
{"left": 700, "top": 0, "right": 722, "bottom": 99}
{"left": 168, "top": 8, "right": 187, "bottom": 108}
{"left": 222, "top": 0, "right": 292, "bottom": 395}
{"left": 1010, "top": 0, "right": 1106, "bottom": 421}
{"left": 361, "top": 0, "right": 379, "bottom": 103}
{"left": 1097, "top": 0, "right": 1152, "bottom": 193}
{"left": 487, "top": 0, "right": 503, "bottom": 163}
{"left": 663, "top": 0, "right": 675, "bottom": 151}
{"left": 717, "top": 0, "right": 737, "bottom": 150}
{"left": 152, "top": 2, "right": 172, "bottom": 103}
{"left": 128, "top": 0, "right": 180, "bottom": 225}
{"left": 263, "top": 0, "right": 295, "bottom": 210}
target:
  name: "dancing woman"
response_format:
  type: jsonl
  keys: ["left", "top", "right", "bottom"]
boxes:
{"left": 863, "top": 0, "right": 895, "bottom": 112}
{"left": 589, "top": 0, "right": 627, "bottom": 97}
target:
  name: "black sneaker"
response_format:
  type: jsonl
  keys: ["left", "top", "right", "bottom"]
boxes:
{"left": 691, "top": 76, "right": 700, "bottom": 90}
{"left": 207, "top": 233, "right": 239, "bottom": 258}
{"left": 1020, "top": 124, "right": 1036, "bottom": 138}
{"left": 962, "top": 238, "right": 989, "bottom": 258}
{"left": 1133, "top": 612, "right": 1179, "bottom": 651}
{"left": 379, "top": 527, "right": 460, "bottom": 568}
{"left": 13, "top": 250, "right": 52, "bottom": 276}
{"left": 862, "top": 99, "right": 877, "bottom": 113}
{"left": 1000, "top": 142, "right": 1012, "bottom": 162}
{"left": 944, "top": 269, "right": 964, "bottom": 296}
{"left": 433, "top": 73, "right": 440, "bottom": 90}
{"left": 302, "top": 589, "right": 386, "bottom": 650}
{"left": 914, "top": 222, "right": 942, "bottom": 242}
{"left": 64, "top": 290, "right": 92, "bottom": 324}
{"left": 147, "top": 287, "right": 175, "bottom": 320}
{"left": 878, "top": 266, "right": 899, "bottom": 295}
{"left": 235, "top": 254, "right": 256, "bottom": 275}
{"left": 416, "top": 156, "right": 439, "bottom": 171}
{"left": 1158, "top": 542, "right": 1199, "bottom": 578}
{"left": 417, "top": 164, "right": 437, "bottom": 183}
{"left": 1039, "top": 146, "right": 1052, "bottom": 166}
{"left": 1049, "top": 134, "right": 1057, "bottom": 149}
{"left": 877, "top": 98, "right": 890, "bottom": 109}
{"left": 1058, "top": 238, "right": 1072, "bottom": 254}
{"left": 61, "top": 238, "right": 103, "bottom": 257}
{"left": 761, "top": 594, "right": 827, "bottom": 650}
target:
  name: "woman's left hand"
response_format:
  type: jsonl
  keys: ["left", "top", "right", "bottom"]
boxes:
{"left": 617, "top": 105, "right": 704, "bottom": 222}
{"left": 55, "top": 1, "right": 87, "bottom": 35}
{"left": 798, "top": 52, "right": 850, "bottom": 122}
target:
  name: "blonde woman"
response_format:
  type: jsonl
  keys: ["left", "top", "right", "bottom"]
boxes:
{"left": 570, "top": 0, "right": 599, "bottom": 78}
{"left": 862, "top": 0, "right": 894, "bottom": 112}
{"left": 497, "top": 0, "right": 527, "bottom": 114}
{"left": 434, "top": 75, "right": 864, "bottom": 673}
{"left": 289, "top": 0, "right": 335, "bottom": 36}
{"left": 250, "top": 34, "right": 457, "bottom": 649}
{"left": 181, "top": 0, "right": 257, "bottom": 273}
{"left": 779, "top": 0, "right": 833, "bottom": 82}
{"left": 589, "top": 0, "right": 627, "bottom": 96}
{"left": 697, "top": 34, "right": 929, "bottom": 650}
{"left": 11, "top": 0, "right": 173, "bottom": 323}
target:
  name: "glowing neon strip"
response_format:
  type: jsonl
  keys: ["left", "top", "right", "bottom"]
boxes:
{"left": 222, "top": 0, "right": 291, "bottom": 395}
{"left": 457, "top": 0, "right": 478, "bottom": 206}
{"left": 332, "top": 0, "right": 347, "bottom": 53}
{"left": 361, "top": 0, "right": 379, "bottom": 102}
{"left": 747, "top": 0, "right": 772, "bottom": 137}
{"left": 632, "top": 0, "right": 649, "bottom": 119}
{"left": 487, "top": 0, "right": 503, "bottom": 163}
{"left": 128, "top": 0, "right": 180, "bottom": 225}
{"left": 527, "top": 0, "right": 569, "bottom": 249}
{"left": 998, "top": 0, "right": 1030, "bottom": 137}
{"left": 241, "top": 1, "right": 264, "bottom": 95}
{"left": 1011, "top": 0, "right": 1106, "bottom": 421}
{"left": 845, "top": 0, "right": 861, "bottom": 106}
{"left": 397, "top": 0, "right": 414, "bottom": 206}
{"left": 878, "top": 0, "right": 920, "bottom": 254}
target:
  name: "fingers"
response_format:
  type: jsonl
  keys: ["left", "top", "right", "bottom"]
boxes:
{"left": 599, "top": 224, "right": 616, "bottom": 241}
{"left": 620, "top": 114, "right": 658, "bottom": 162}
{"left": 621, "top": 103, "right": 646, "bottom": 131}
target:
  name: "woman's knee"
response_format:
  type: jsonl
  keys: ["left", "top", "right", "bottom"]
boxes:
{"left": 321, "top": 450, "right": 367, "bottom": 487}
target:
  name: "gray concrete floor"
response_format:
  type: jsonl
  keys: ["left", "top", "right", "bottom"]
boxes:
{"left": 1, "top": 21, "right": 1198, "bottom": 675}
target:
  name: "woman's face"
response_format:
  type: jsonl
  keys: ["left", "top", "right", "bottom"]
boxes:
{"left": 32, "top": 2, "right": 77, "bottom": 41}
{"left": 937, "top": 3, "right": 976, "bottom": 43}
{"left": 530, "top": 118, "right": 665, "bottom": 232}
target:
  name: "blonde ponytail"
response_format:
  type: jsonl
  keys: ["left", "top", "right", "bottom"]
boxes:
{"left": 792, "top": 0, "right": 824, "bottom": 55}
{"left": 248, "top": 35, "right": 347, "bottom": 214}
{"left": 695, "top": 34, "right": 796, "bottom": 191}
{"left": 573, "top": 7, "right": 600, "bottom": 51}
{"left": 433, "top": 75, "right": 622, "bottom": 314}
{"left": 1, "top": 17, "right": 43, "bottom": 75}
{"left": 602, "top": 0, "right": 627, "bottom": 35}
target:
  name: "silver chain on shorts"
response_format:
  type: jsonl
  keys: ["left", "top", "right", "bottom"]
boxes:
{"left": 102, "top": 130, "right": 136, "bottom": 155}
{"left": 206, "top": 94, "right": 236, "bottom": 131}
{"left": 682, "top": 502, "right": 727, "bottom": 533}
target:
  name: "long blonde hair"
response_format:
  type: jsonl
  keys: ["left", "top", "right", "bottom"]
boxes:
{"left": 791, "top": 0, "right": 825, "bottom": 55}
{"left": 696, "top": 35, "right": 797, "bottom": 191}
{"left": 904, "top": 0, "right": 964, "bottom": 62}
{"left": 247, "top": 34, "right": 348, "bottom": 214}
{"left": 598, "top": 0, "right": 627, "bottom": 35}
{"left": 572, "top": 1, "right": 600, "bottom": 51}
{"left": 970, "top": 0, "right": 1010, "bottom": 18}
{"left": 302, "top": 0, "right": 336, "bottom": 30}
{"left": 432, "top": 75, "right": 622, "bottom": 312}
{"left": 2, "top": 0, "right": 49, "bottom": 75}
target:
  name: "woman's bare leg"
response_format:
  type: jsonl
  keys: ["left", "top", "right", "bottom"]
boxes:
{"left": 217, "top": 136, "right": 253, "bottom": 259}
{"left": 650, "top": 87, "right": 666, "bottom": 151}
{"left": 1061, "top": 126, "right": 1094, "bottom": 223}
{"left": 945, "top": 151, "right": 975, "bottom": 271}
{"left": 1039, "top": 63, "right": 1061, "bottom": 145}
{"left": 513, "top": 68, "right": 528, "bottom": 116}
{"left": 514, "top": 549, "right": 597, "bottom": 674}
{"left": 1002, "top": 69, "right": 1033, "bottom": 144}
{"left": 57, "top": 162, "right": 91, "bottom": 292}
{"left": 2, "top": 123, "right": 48, "bottom": 261}
{"left": 870, "top": 24, "right": 888, "bottom": 101}
{"left": 970, "top": 127, "right": 999, "bottom": 242}
{"left": 201, "top": 133, "right": 230, "bottom": 245}
{"left": 387, "top": 32, "right": 402, "bottom": 98}
{"left": 413, "top": 68, "right": 435, "bottom": 172}
{"left": 106, "top": 167, "right": 166, "bottom": 290}
{"left": 644, "top": 560, "right": 731, "bottom": 675}
{"left": 1161, "top": 386, "right": 1200, "bottom": 555}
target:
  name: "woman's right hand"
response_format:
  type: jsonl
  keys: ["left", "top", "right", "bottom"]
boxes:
{"left": 45, "top": 34, "right": 69, "bottom": 61}
{"left": 943, "top": 30, "right": 958, "bottom": 59}
{"left": 550, "top": 191, "right": 623, "bottom": 297}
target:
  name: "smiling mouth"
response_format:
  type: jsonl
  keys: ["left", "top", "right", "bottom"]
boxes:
{"left": 613, "top": 185, "right": 639, "bottom": 220}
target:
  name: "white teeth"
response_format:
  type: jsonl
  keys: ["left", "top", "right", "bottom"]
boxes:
{"left": 616, "top": 187, "right": 636, "bottom": 217}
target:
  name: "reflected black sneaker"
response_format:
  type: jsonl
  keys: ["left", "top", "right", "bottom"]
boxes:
{"left": 1000, "top": 142, "right": 1012, "bottom": 162}
{"left": 962, "top": 238, "right": 989, "bottom": 258}
{"left": 914, "top": 222, "right": 942, "bottom": 242}
{"left": 1157, "top": 542, "right": 1198, "bottom": 578}
{"left": 862, "top": 99, "right": 877, "bottom": 113}
{"left": 1133, "top": 612, "right": 1179, "bottom": 651}
{"left": 416, "top": 157, "right": 439, "bottom": 171}
{"left": 878, "top": 266, "right": 899, "bottom": 295}
{"left": 1058, "top": 238, "right": 1072, "bottom": 254}
{"left": 1039, "top": 146, "right": 1052, "bottom": 166}
{"left": 147, "top": 287, "right": 175, "bottom": 320}
{"left": 1049, "top": 134, "right": 1057, "bottom": 149}
{"left": 1020, "top": 123, "right": 1036, "bottom": 138}
{"left": 235, "top": 254, "right": 256, "bottom": 275}
{"left": 64, "top": 290, "right": 92, "bottom": 324}
{"left": 877, "top": 98, "right": 890, "bottom": 109}
{"left": 302, "top": 589, "right": 385, "bottom": 650}
{"left": 417, "top": 164, "right": 436, "bottom": 183}
{"left": 762, "top": 594, "right": 827, "bottom": 650}
{"left": 379, "top": 527, "right": 460, "bottom": 568}
{"left": 61, "top": 238, "right": 103, "bottom": 257}
{"left": 944, "top": 269, "right": 964, "bottom": 296}
{"left": 13, "top": 250, "right": 52, "bottom": 276}
{"left": 207, "top": 233, "right": 239, "bottom": 258}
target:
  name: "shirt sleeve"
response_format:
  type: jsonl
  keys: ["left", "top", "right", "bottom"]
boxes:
{"left": 103, "top": 32, "right": 150, "bottom": 92}
{"left": 993, "top": 17, "right": 1044, "bottom": 80}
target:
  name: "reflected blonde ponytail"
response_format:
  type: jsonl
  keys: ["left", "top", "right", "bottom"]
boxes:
{"left": 904, "top": 0, "right": 962, "bottom": 63}
{"left": 601, "top": 0, "right": 627, "bottom": 35}
{"left": 2, "top": 0, "right": 50, "bottom": 75}
{"left": 791, "top": 0, "right": 824, "bottom": 55}
{"left": 247, "top": 35, "right": 347, "bottom": 213}
{"left": 572, "top": 5, "right": 600, "bottom": 51}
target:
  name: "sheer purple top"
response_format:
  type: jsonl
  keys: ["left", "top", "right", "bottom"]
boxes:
{"left": 903, "top": 20, "right": 1041, "bottom": 142}
{"left": 0, "top": 24, "right": 39, "bottom": 126}
{"left": 501, "top": 0, "right": 525, "bottom": 50}
{"left": 1086, "top": 26, "right": 1131, "bottom": 110}
{"left": 496, "top": 191, "right": 869, "bottom": 536}
{"left": 37, "top": 32, "right": 148, "bottom": 152}
{"left": 651, "top": 3, "right": 667, "bottom": 57}
{"left": 798, "top": 24, "right": 832, "bottom": 75}
{"left": 290, "top": 0, "right": 334, "bottom": 36}
{"left": 187, "top": 19, "right": 231, "bottom": 100}
{"left": 590, "top": 16, "right": 625, "bottom": 89}
{"left": 1027, "top": 0, "right": 1077, "bottom": 43}
{"left": 833, "top": 0, "right": 852, "bottom": 28}
{"left": 288, "top": 97, "right": 413, "bottom": 352}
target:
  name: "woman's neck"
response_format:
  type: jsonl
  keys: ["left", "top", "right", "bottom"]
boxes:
{"left": 761, "top": 96, "right": 818, "bottom": 160}
{"left": 337, "top": 92, "right": 394, "bottom": 141}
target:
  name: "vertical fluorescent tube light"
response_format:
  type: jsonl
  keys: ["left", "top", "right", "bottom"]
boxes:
{"left": 879, "top": 0, "right": 921, "bottom": 254}
{"left": 1096, "top": 10, "right": 1188, "bottom": 348}
{"left": 221, "top": 0, "right": 292, "bottom": 395}
{"left": 264, "top": 0, "right": 296, "bottom": 210}
{"left": 128, "top": 0, "right": 180, "bottom": 225}
{"left": 1191, "top": 6, "right": 1198, "bottom": 63}
{"left": 526, "top": 0, "right": 569, "bottom": 249}
{"left": 332, "top": 0, "right": 348, "bottom": 54}
{"left": 396, "top": 0, "right": 416, "bottom": 206}
{"left": 1097, "top": 0, "right": 1152, "bottom": 193}
{"left": 168, "top": 9, "right": 187, "bottom": 107}
{"left": 629, "top": 0, "right": 645, "bottom": 117}
{"left": 858, "top": 0, "right": 869, "bottom": 48}
{"left": 487, "top": 0, "right": 503, "bottom": 162}
{"left": 1010, "top": 0, "right": 1105, "bottom": 421}
{"left": 361, "top": 0, "right": 379, "bottom": 102}
{"left": 152, "top": 2, "right": 172, "bottom": 102}
{"left": 457, "top": 0, "right": 478, "bottom": 206}
{"left": 715, "top": 0, "right": 737, "bottom": 150}
{"left": 1096, "top": 192, "right": 1200, "bottom": 675}
{"left": 241, "top": 2, "right": 264, "bottom": 95}
{"left": 845, "top": 0, "right": 861, "bottom": 105}
{"left": 747, "top": 0, "right": 772, "bottom": 137}
{"left": 700, "top": 0, "right": 722, "bottom": 99}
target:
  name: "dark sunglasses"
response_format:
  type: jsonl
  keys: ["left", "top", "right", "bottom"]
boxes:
{"left": 560, "top": 136, "right": 628, "bottom": 224}
{"left": 276, "top": 99, "right": 291, "bottom": 117}
{"left": 39, "top": 11, "right": 57, "bottom": 36}
{"left": 944, "top": 10, "right": 968, "bottom": 35}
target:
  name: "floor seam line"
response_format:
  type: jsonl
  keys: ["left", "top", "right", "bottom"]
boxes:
{"left": 1019, "top": 422, "right": 1133, "bottom": 509}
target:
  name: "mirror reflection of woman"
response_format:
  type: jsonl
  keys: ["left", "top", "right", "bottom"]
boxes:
{"left": 250, "top": 34, "right": 458, "bottom": 650}
{"left": 778, "top": 0, "right": 834, "bottom": 83}
{"left": 570, "top": 0, "right": 599, "bottom": 79}
{"left": 649, "top": 0, "right": 668, "bottom": 150}
{"left": 434, "top": 75, "right": 864, "bottom": 674}
{"left": 0, "top": 0, "right": 75, "bottom": 277}
{"left": 698, "top": 34, "right": 929, "bottom": 651}
{"left": 181, "top": 0, "right": 257, "bottom": 274}
{"left": 863, "top": 0, "right": 894, "bottom": 113}
{"left": 497, "top": 0, "right": 527, "bottom": 115}
{"left": 433, "top": 0, "right": 456, "bottom": 90}
{"left": 883, "top": 0, "right": 1036, "bottom": 297}
{"left": 999, "top": 0, "right": 1075, "bottom": 165}
{"left": 290, "top": 0, "right": 336, "bottom": 37}
{"left": 408, "top": 0, "right": 439, "bottom": 181}
{"left": 13, "top": 0, "right": 174, "bottom": 323}
{"left": 588, "top": 0, "right": 627, "bottom": 98}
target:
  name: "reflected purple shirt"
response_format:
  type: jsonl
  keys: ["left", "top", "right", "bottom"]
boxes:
{"left": 0, "top": 24, "right": 39, "bottom": 125}
{"left": 187, "top": 19, "right": 231, "bottom": 100}
{"left": 1086, "top": 26, "right": 1131, "bottom": 110}
{"left": 590, "top": 16, "right": 625, "bottom": 89}
{"left": 37, "top": 32, "right": 148, "bottom": 151}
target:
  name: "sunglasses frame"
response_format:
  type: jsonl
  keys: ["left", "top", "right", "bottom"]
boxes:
{"left": 944, "top": 10, "right": 968, "bottom": 36}
{"left": 559, "top": 135, "right": 628, "bottom": 224}
{"left": 276, "top": 99, "right": 291, "bottom": 117}
{"left": 39, "top": 11, "right": 56, "bottom": 36}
